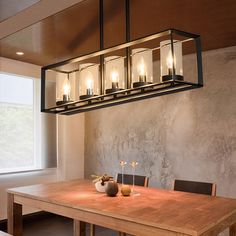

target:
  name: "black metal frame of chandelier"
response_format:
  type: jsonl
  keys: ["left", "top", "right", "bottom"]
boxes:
{"left": 41, "top": 80, "right": 202, "bottom": 115}
{"left": 41, "top": 29, "right": 203, "bottom": 115}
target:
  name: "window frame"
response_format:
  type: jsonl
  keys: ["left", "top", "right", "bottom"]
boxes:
{"left": 0, "top": 72, "right": 42, "bottom": 174}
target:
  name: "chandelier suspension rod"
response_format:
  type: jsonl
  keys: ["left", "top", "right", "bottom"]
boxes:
{"left": 99, "top": 0, "right": 104, "bottom": 95}
{"left": 125, "top": 0, "right": 131, "bottom": 89}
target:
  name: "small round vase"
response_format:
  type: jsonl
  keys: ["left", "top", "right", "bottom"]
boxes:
{"left": 95, "top": 181, "right": 107, "bottom": 192}
{"left": 105, "top": 180, "right": 119, "bottom": 197}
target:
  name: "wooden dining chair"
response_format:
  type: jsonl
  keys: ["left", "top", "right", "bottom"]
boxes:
{"left": 173, "top": 179, "right": 216, "bottom": 196}
{"left": 90, "top": 174, "right": 149, "bottom": 236}
{"left": 116, "top": 173, "right": 149, "bottom": 187}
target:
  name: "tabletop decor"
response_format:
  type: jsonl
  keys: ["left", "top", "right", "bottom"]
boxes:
{"left": 119, "top": 160, "right": 127, "bottom": 185}
{"left": 130, "top": 161, "right": 139, "bottom": 195}
{"left": 91, "top": 174, "right": 112, "bottom": 192}
{"left": 119, "top": 160, "right": 131, "bottom": 196}
{"left": 121, "top": 184, "right": 131, "bottom": 196}
{"left": 105, "top": 180, "right": 119, "bottom": 197}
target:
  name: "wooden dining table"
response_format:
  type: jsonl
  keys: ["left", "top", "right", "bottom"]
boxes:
{"left": 7, "top": 179, "right": 236, "bottom": 236}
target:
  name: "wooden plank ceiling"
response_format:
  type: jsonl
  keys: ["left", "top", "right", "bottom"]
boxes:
{"left": 0, "top": 0, "right": 40, "bottom": 22}
{"left": 0, "top": 0, "right": 236, "bottom": 66}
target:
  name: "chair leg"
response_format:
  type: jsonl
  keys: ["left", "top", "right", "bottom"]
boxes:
{"left": 90, "top": 223, "right": 95, "bottom": 236}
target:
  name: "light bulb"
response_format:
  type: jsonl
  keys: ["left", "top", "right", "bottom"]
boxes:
{"left": 111, "top": 69, "right": 119, "bottom": 90}
{"left": 16, "top": 51, "right": 24, "bottom": 56}
{"left": 111, "top": 71, "right": 119, "bottom": 83}
{"left": 63, "top": 82, "right": 70, "bottom": 95}
{"left": 86, "top": 78, "right": 93, "bottom": 89}
{"left": 137, "top": 58, "right": 147, "bottom": 83}
{"left": 167, "top": 53, "right": 174, "bottom": 69}
{"left": 86, "top": 76, "right": 94, "bottom": 96}
{"left": 166, "top": 51, "right": 176, "bottom": 76}
{"left": 62, "top": 79, "right": 71, "bottom": 102}
{"left": 138, "top": 59, "right": 146, "bottom": 76}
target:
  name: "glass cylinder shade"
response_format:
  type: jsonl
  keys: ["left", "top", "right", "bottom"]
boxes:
{"left": 131, "top": 48, "right": 153, "bottom": 88}
{"left": 104, "top": 56, "right": 125, "bottom": 94}
{"left": 160, "top": 40, "right": 183, "bottom": 82}
{"left": 79, "top": 63, "right": 99, "bottom": 100}
{"left": 56, "top": 73, "right": 74, "bottom": 105}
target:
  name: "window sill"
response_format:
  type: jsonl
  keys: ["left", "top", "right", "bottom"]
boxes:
{"left": 0, "top": 168, "right": 57, "bottom": 176}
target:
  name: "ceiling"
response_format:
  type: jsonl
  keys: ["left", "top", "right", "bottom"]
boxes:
{"left": 0, "top": 0, "right": 236, "bottom": 67}
{"left": 0, "top": 0, "right": 40, "bottom": 22}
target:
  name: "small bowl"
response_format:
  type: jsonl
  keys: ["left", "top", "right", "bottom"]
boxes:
{"left": 95, "top": 181, "right": 108, "bottom": 192}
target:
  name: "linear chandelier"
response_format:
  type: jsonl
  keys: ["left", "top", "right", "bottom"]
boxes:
{"left": 41, "top": 0, "right": 203, "bottom": 115}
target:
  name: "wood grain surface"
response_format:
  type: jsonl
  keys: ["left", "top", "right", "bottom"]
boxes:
{"left": 7, "top": 179, "right": 236, "bottom": 236}
{"left": 1, "top": 0, "right": 236, "bottom": 66}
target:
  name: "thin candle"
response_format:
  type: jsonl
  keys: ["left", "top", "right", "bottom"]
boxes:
{"left": 167, "top": 52, "right": 175, "bottom": 76}
{"left": 86, "top": 78, "right": 94, "bottom": 95}
{"left": 130, "top": 161, "right": 138, "bottom": 195}
{"left": 63, "top": 80, "right": 70, "bottom": 101}
{"left": 120, "top": 160, "right": 127, "bottom": 185}
{"left": 138, "top": 59, "right": 146, "bottom": 82}
{"left": 111, "top": 70, "right": 119, "bottom": 89}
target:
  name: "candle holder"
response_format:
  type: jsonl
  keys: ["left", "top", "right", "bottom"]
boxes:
{"left": 80, "top": 84, "right": 94, "bottom": 100}
{"left": 79, "top": 63, "right": 100, "bottom": 100}
{"left": 79, "top": 79, "right": 94, "bottom": 100}
{"left": 130, "top": 161, "right": 139, "bottom": 196}
{"left": 105, "top": 56, "right": 125, "bottom": 94}
{"left": 56, "top": 73, "right": 74, "bottom": 105}
{"left": 132, "top": 48, "right": 153, "bottom": 88}
{"left": 119, "top": 160, "right": 127, "bottom": 186}
{"left": 160, "top": 40, "right": 184, "bottom": 82}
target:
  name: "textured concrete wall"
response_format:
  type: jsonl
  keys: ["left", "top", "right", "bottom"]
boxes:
{"left": 84, "top": 46, "right": 236, "bottom": 199}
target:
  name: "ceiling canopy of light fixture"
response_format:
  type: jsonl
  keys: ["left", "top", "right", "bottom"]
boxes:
{"left": 41, "top": 0, "right": 203, "bottom": 115}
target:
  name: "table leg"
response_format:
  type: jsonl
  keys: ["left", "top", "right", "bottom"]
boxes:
{"left": 7, "top": 193, "right": 23, "bottom": 236}
{"left": 74, "top": 220, "right": 86, "bottom": 236}
{"left": 90, "top": 224, "right": 95, "bottom": 236}
{"left": 119, "top": 232, "right": 126, "bottom": 236}
{"left": 230, "top": 223, "right": 236, "bottom": 236}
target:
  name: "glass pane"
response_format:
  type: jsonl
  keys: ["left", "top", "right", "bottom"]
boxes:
{"left": 79, "top": 63, "right": 100, "bottom": 99}
{"left": 160, "top": 40, "right": 183, "bottom": 82}
{"left": 0, "top": 73, "right": 35, "bottom": 173}
{"left": 131, "top": 48, "right": 153, "bottom": 88}
{"left": 104, "top": 56, "right": 125, "bottom": 93}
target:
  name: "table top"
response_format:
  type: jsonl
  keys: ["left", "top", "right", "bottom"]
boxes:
{"left": 8, "top": 179, "right": 236, "bottom": 236}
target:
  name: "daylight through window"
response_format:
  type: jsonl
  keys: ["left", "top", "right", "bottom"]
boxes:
{"left": 0, "top": 73, "right": 41, "bottom": 173}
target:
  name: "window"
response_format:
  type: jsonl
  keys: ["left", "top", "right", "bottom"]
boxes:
{"left": 0, "top": 72, "right": 57, "bottom": 174}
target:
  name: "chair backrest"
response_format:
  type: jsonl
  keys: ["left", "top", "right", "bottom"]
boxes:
{"left": 173, "top": 179, "right": 216, "bottom": 196}
{"left": 116, "top": 173, "right": 149, "bottom": 187}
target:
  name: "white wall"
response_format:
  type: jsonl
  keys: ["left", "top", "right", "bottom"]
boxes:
{"left": 57, "top": 114, "right": 85, "bottom": 181}
{"left": 0, "top": 57, "right": 41, "bottom": 79}
{"left": 0, "top": 57, "right": 85, "bottom": 220}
